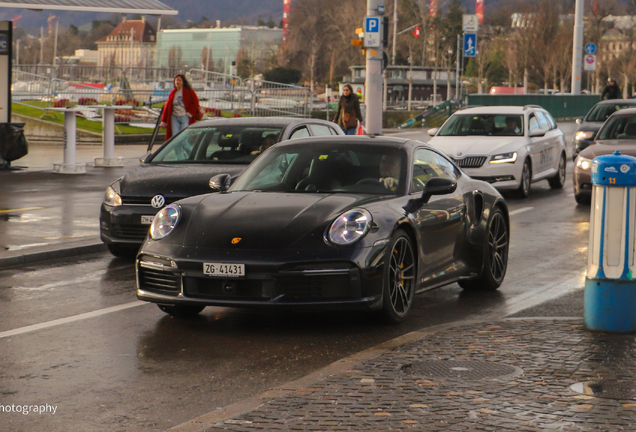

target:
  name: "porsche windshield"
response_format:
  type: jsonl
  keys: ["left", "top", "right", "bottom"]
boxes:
{"left": 439, "top": 114, "right": 524, "bottom": 136}
{"left": 230, "top": 144, "right": 406, "bottom": 195}
{"left": 149, "top": 126, "right": 283, "bottom": 164}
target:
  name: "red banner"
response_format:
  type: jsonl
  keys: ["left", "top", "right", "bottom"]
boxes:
{"left": 413, "top": 25, "right": 421, "bottom": 38}
{"left": 476, "top": 0, "right": 484, "bottom": 24}
{"left": 430, "top": 0, "right": 438, "bottom": 17}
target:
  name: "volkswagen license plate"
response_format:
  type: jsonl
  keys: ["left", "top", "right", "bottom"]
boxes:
{"left": 204, "top": 263, "right": 245, "bottom": 277}
{"left": 141, "top": 215, "right": 155, "bottom": 225}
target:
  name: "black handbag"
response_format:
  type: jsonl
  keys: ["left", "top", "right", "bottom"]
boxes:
{"left": 0, "top": 123, "right": 29, "bottom": 162}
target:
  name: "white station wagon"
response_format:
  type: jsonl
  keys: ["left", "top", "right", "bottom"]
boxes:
{"left": 427, "top": 105, "right": 567, "bottom": 197}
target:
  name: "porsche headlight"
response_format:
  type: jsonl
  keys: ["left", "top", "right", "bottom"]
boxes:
{"left": 150, "top": 204, "right": 181, "bottom": 240}
{"left": 576, "top": 157, "right": 593, "bottom": 171}
{"left": 489, "top": 152, "right": 518, "bottom": 164}
{"left": 104, "top": 185, "right": 122, "bottom": 207}
{"left": 575, "top": 131, "right": 595, "bottom": 141}
{"left": 328, "top": 209, "right": 372, "bottom": 245}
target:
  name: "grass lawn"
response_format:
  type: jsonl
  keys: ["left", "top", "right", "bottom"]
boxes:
{"left": 12, "top": 102, "right": 159, "bottom": 135}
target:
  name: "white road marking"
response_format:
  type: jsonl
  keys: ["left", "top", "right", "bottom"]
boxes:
{"left": 0, "top": 301, "right": 146, "bottom": 339}
{"left": 509, "top": 207, "right": 534, "bottom": 216}
{"left": 502, "top": 271, "right": 585, "bottom": 317}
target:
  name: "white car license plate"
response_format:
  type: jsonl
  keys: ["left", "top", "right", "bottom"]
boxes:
{"left": 204, "top": 263, "right": 245, "bottom": 277}
{"left": 141, "top": 215, "right": 155, "bottom": 225}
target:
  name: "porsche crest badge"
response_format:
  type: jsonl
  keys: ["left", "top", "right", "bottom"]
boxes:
{"left": 231, "top": 238, "right": 242, "bottom": 244}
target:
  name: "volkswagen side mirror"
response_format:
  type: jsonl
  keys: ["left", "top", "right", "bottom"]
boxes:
{"left": 209, "top": 173, "right": 232, "bottom": 192}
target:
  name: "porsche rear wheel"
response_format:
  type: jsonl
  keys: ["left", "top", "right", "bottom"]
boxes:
{"left": 381, "top": 230, "right": 416, "bottom": 323}
{"left": 459, "top": 207, "right": 508, "bottom": 291}
{"left": 157, "top": 304, "right": 205, "bottom": 318}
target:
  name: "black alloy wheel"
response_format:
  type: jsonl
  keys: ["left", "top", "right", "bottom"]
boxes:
{"left": 381, "top": 230, "right": 416, "bottom": 323}
{"left": 516, "top": 159, "right": 532, "bottom": 198}
{"left": 157, "top": 304, "right": 205, "bottom": 318}
{"left": 459, "top": 207, "right": 508, "bottom": 291}
{"left": 548, "top": 153, "right": 566, "bottom": 189}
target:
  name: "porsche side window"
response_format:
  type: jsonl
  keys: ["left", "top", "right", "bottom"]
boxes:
{"left": 290, "top": 127, "right": 310, "bottom": 139}
{"left": 411, "top": 149, "right": 456, "bottom": 193}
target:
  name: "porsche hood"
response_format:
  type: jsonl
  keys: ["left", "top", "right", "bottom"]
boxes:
{"left": 181, "top": 192, "right": 374, "bottom": 250}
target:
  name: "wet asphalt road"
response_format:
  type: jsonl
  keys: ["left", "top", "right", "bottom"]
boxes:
{"left": 0, "top": 125, "right": 590, "bottom": 432}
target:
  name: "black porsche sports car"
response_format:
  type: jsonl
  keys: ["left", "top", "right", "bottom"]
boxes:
{"left": 136, "top": 136, "right": 509, "bottom": 323}
{"left": 100, "top": 117, "right": 343, "bottom": 257}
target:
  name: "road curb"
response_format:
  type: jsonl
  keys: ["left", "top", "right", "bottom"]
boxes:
{"left": 165, "top": 316, "right": 581, "bottom": 432}
{"left": 0, "top": 239, "right": 107, "bottom": 269}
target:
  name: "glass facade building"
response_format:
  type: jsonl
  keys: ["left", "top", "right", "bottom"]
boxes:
{"left": 156, "top": 27, "right": 283, "bottom": 75}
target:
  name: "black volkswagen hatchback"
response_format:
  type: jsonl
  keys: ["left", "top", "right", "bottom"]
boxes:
{"left": 136, "top": 136, "right": 510, "bottom": 323}
{"left": 100, "top": 117, "right": 343, "bottom": 257}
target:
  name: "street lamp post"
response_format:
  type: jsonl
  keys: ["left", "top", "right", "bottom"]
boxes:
{"left": 571, "top": 0, "right": 584, "bottom": 94}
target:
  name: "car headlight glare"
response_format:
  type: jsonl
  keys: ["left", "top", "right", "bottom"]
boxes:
{"left": 489, "top": 152, "right": 518, "bottom": 164}
{"left": 328, "top": 209, "right": 372, "bottom": 245}
{"left": 104, "top": 185, "right": 122, "bottom": 207}
{"left": 576, "top": 157, "right": 593, "bottom": 170}
{"left": 575, "top": 131, "right": 595, "bottom": 141}
{"left": 150, "top": 204, "right": 181, "bottom": 240}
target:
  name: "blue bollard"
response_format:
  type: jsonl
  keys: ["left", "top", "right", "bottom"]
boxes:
{"left": 585, "top": 151, "right": 636, "bottom": 333}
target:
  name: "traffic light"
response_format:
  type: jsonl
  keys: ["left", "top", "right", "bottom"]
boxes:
{"left": 382, "top": 16, "right": 389, "bottom": 47}
{"left": 351, "top": 27, "right": 364, "bottom": 47}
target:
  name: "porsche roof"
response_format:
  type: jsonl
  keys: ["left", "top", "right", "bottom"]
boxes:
{"left": 0, "top": 0, "right": 177, "bottom": 15}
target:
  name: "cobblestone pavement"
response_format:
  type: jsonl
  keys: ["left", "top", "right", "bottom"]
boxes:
{"left": 197, "top": 318, "right": 636, "bottom": 431}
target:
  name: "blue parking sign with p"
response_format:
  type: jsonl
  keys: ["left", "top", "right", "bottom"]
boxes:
{"left": 365, "top": 17, "right": 379, "bottom": 33}
{"left": 464, "top": 33, "right": 476, "bottom": 57}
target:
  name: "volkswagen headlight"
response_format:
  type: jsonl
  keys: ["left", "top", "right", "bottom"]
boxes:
{"left": 575, "top": 131, "right": 595, "bottom": 141}
{"left": 328, "top": 209, "right": 372, "bottom": 245}
{"left": 104, "top": 185, "right": 122, "bottom": 207}
{"left": 489, "top": 152, "right": 518, "bottom": 164}
{"left": 576, "top": 157, "right": 593, "bottom": 170}
{"left": 150, "top": 204, "right": 181, "bottom": 240}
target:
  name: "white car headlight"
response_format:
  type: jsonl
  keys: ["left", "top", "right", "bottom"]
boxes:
{"left": 489, "top": 152, "right": 518, "bottom": 164}
{"left": 150, "top": 204, "right": 181, "bottom": 240}
{"left": 575, "top": 131, "right": 595, "bottom": 141}
{"left": 576, "top": 157, "right": 593, "bottom": 170}
{"left": 104, "top": 185, "right": 122, "bottom": 207}
{"left": 328, "top": 209, "right": 372, "bottom": 245}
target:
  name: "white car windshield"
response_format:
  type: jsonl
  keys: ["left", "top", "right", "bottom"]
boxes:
{"left": 439, "top": 114, "right": 524, "bottom": 137}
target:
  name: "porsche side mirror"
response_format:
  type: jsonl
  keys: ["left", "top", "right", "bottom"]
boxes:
{"left": 427, "top": 127, "right": 439, "bottom": 136}
{"left": 209, "top": 173, "right": 232, "bottom": 192}
{"left": 576, "top": 117, "right": 583, "bottom": 125}
{"left": 403, "top": 177, "right": 457, "bottom": 213}
{"left": 529, "top": 128, "right": 547, "bottom": 138}
{"left": 421, "top": 177, "right": 457, "bottom": 203}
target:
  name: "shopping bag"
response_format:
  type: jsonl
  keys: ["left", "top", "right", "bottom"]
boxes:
{"left": 356, "top": 122, "right": 366, "bottom": 135}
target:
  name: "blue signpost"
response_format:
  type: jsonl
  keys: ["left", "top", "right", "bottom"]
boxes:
{"left": 464, "top": 33, "right": 476, "bottom": 57}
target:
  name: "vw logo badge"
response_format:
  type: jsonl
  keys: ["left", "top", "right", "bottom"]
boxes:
{"left": 151, "top": 195, "right": 166, "bottom": 208}
{"left": 457, "top": 152, "right": 463, "bottom": 156}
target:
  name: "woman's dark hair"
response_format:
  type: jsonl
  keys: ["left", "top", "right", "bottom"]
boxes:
{"left": 174, "top": 74, "right": 191, "bottom": 89}
{"left": 343, "top": 84, "right": 354, "bottom": 93}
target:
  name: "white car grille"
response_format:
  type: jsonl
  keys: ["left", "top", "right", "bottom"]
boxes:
{"left": 451, "top": 156, "right": 487, "bottom": 168}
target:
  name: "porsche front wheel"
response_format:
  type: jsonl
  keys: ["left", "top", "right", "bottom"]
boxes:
{"left": 381, "top": 230, "right": 416, "bottom": 323}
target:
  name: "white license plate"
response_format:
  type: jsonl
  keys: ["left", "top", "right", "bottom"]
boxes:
{"left": 141, "top": 215, "right": 155, "bottom": 225}
{"left": 204, "top": 263, "right": 245, "bottom": 277}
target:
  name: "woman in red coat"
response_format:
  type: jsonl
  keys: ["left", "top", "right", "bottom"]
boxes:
{"left": 160, "top": 74, "right": 200, "bottom": 140}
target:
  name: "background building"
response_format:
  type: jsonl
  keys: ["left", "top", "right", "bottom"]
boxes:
{"left": 96, "top": 17, "right": 157, "bottom": 68}
{"left": 155, "top": 26, "right": 282, "bottom": 76}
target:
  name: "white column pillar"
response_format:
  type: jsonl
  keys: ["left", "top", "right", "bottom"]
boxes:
{"left": 571, "top": 0, "right": 584, "bottom": 94}
{"left": 52, "top": 108, "right": 86, "bottom": 174}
